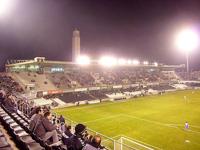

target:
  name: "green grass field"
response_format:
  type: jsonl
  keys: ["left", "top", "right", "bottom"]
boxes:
{"left": 54, "top": 90, "right": 200, "bottom": 150}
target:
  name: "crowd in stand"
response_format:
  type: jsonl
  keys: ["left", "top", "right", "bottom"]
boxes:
{"left": 38, "top": 69, "right": 178, "bottom": 89}
{"left": 0, "top": 74, "right": 23, "bottom": 94}
{"left": 0, "top": 74, "right": 105, "bottom": 150}
{"left": 29, "top": 106, "right": 105, "bottom": 150}
{"left": 177, "top": 71, "right": 200, "bottom": 81}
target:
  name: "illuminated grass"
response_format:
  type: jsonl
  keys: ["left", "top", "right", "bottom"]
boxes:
{"left": 54, "top": 90, "right": 200, "bottom": 150}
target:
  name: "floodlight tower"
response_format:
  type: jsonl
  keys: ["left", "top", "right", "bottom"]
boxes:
{"left": 72, "top": 29, "right": 80, "bottom": 62}
{"left": 175, "top": 28, "right": 199, "bottom": 73}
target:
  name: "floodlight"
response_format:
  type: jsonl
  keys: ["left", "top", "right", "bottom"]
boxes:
{"left": 99, "top": 56, "right": 117, "bottom": 67}
{"left": 132, "top": 60, "right": 140, "bottom": 65}
{"left": 175, "top": 27, "right": 199, "bottom": 73}
{"left": 127, "top": 59, "right": 132, "bottom": 65}
{"left": 154, "top": 62, "right": 158, "bottom": 66}
{"left": 0, "top": 0, "right": 14, "bottom": 16}
{"left": 76, "top": 55, "right": 91, "bottom": 65}
{"left": 175, "top": 28, "right": 199, "bottom": 53}
{"left": 118, "top": 58, "right": 126, "bottom": 65}
{"left": 143, "top": 61, "right": 149, "bottom": 65}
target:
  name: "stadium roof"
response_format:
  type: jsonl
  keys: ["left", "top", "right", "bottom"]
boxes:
{"left": 5, "top": 57, "right": 185, "bottom": 69}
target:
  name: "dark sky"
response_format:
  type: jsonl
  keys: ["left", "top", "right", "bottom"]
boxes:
{"left": 1, "top": 0, "right": 200, "bottom": 71}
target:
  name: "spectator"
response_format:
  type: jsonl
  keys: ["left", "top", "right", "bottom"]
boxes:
{"left": 83, "top": 135, "right": 104, "bottom": 150}
{"left": 3, "top": 95, "right": 17, "bottom": 112}
{"left": 29, "top": 106, "right": 41, "bottom": 118}
{"left": 34, "top": 111, "right": 60, "bottom": 145}
{"left": 0, "top": 89, "right": 5, "bottom": 105}
{"left": 29, "top": 107, "right": 43, "bottom": 131}
{"left": 59, "top": 115, "right": 65, "bottom": 123}
{"left": 64, "top": 123, "right": 87, "bottom": 150}
{"left": 64, "top": 125, "right": 73, "bottom": 138}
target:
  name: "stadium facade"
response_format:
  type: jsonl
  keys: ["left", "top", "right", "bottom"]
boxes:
{"left": 5, "top": 57, "right": 185, "bottom": 97}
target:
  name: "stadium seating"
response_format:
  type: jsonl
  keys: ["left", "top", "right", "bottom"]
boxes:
{"left": 8, "top": 69, "right": 181, "bottom": 92}
{"left": 58, "top": 92, "right": 95, "bottom": 103}
{"left": 0, "top": 105, "right": 46, "bottom": 150}
{"left": 10, "top": 72, "right": 57, "bottom": 91}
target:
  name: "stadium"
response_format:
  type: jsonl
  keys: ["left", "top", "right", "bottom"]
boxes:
{"left": 1, "top": 54, "right": 200, "bottom": 150}
{"left": 1, "top": 1, "right": 200, "bottom": 150}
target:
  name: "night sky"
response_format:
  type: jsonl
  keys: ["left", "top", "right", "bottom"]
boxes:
{"left": 1, "top": 0, "right": 200, "bottom": 71}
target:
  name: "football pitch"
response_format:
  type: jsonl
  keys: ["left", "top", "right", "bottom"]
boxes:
{"left": 54, "top": 90, "right": 200, "bottom": 150}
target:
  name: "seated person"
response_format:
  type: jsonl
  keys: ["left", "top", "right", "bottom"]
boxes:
{"left": 65, "top": 125, "right": 73, "bottom": 137}
{"left": 83, "top": 135, "right": 104, "bottom": 150}
{"left": 0, "top": 89, "right": 6, "bottom": 104}
{"left": 29, "top": 107, "right": 43, "bottom": 132}
{"left": 3, "top": 94, "right": 17, "bottom": 112}
{"left": 59, "top": 115, "right": 65, "bottom": 123}
{"left": 34, "top": 111, "right": 60, "bottom": 145}
{"left": 61, "top": 124, "right": 73, "bottom": 138}
{"left": 29, "top": 106, "right": 39, "bottom": 118}
{"left": 63, "top": 124, "right": 88, "bottom": 150}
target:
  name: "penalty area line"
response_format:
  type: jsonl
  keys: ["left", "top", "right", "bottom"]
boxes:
{"left": 83, "top": 114, "right": 121, "bottom": 124}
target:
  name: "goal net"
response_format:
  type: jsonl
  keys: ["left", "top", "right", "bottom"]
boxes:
{"left": 114, "top": 136, "right": 155, "bottom": 150}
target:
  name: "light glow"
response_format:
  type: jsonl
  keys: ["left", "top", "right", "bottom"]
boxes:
{"left": 118, "top": 58, "right": 126, "bottom": 65}
{"left": 154, "top": 62, "right": 158, "bottom": 66}
{"left": 76, "top": 55, "right": 91, "bottom": 65}
{"left": 127, "top": 59, "right": 132, "bottom": 65}
{"left": 132, "top": 59, "right": 140, "bottom": 65}
{"left": 99, "top": 56, "right": 117, "bottom": 67}
{"left": 0, "top": 0, "right": 15, "bottom": 16}
{"left": 175, "top": 28, "right": 199, "bottom": 53}
{"left": 143, "top": 61, "right": 149, "bottom": 65}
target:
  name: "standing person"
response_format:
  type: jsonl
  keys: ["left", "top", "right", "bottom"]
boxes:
{"left": 185, "top": 122, "right": 189, "bottom": 129}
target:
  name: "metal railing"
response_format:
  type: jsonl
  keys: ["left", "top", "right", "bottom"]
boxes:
{"left": 16, "top": 100, "right": 136, "bottom": 150}
{"left": 52, "top": 112, "right": 136, "bottom": 150}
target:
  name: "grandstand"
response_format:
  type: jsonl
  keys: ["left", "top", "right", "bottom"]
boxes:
{"left": 5, "top": 57, "right": 184, "bottom": 101}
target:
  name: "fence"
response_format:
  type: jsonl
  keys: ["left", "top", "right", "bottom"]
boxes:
{"left": 52, "top": 112, "right": 137, "bottom": 150}
{"left": 17, "top": 101, "right": 137, "bottom": 150}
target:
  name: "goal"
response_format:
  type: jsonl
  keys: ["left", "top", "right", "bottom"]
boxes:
{"left": 114, "top": 136, "right": 154, "bottom": 150}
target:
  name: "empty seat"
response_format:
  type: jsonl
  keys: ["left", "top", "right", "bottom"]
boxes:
{"left": 5, "top": 119, "right": 15, "bottom": 124}
{"left": 19, "top": 135, "right": 35, "bottom": 144}
{"left": 0, "top": 114, "right": 8, "bottom": 117}
{"left": 14, "top": 130, "right": 29, "bottom": 137}
{"left": 0, "top": 136, "right": 10, "bottom": 148}
{"left": 0, "top": 147, "right": 13, "bottom": 150}
{"left": 12, "top": 126, "right": 24, "bottom": 132}
{"left": 0, "top": 130, "right": 4, "bottom": 137}
{"left": 26, "top": 142, "right": 45, "bottom": 150}
{"left": 3, "top": 116, "right": 11, "bottom": 120}
{"left": 9, "top": 122, "right": 18, "bottom": 126}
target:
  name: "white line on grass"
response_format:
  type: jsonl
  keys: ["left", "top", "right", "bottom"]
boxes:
{"left": 187, "top": 129, "right": 200, "bottom": 134}
{"left": 122, "top": 114, "right": 178, "bottom": 129}
{"left": 167, "top": 123, "right": 200, "bottom": 129}
{"left": 83, "top": 114, "right": 121, "bottom": 123}
{"left": 54, "top": 99, "right": 133, "bottom": 112}
{"left": 83, "top": 113, "right": 200, "bottom": 136}
{"left": 120, "top": 134, "right": 163, "bottom": 150}
{"left": 106, "top": 134, "right": 162, "bottom": 150}
{"left": 101, "top": 134, "right": 122, "bottom": 142}
{"left": 122, "top": 114, "right": 200, "bottom": 135}
{"left": 121, "top": 136, "right": 154, "bottom": 150}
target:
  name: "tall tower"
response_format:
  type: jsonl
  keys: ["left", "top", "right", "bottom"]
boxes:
{"left": 72, "top": 29, "right": 80, "bottom": 62}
